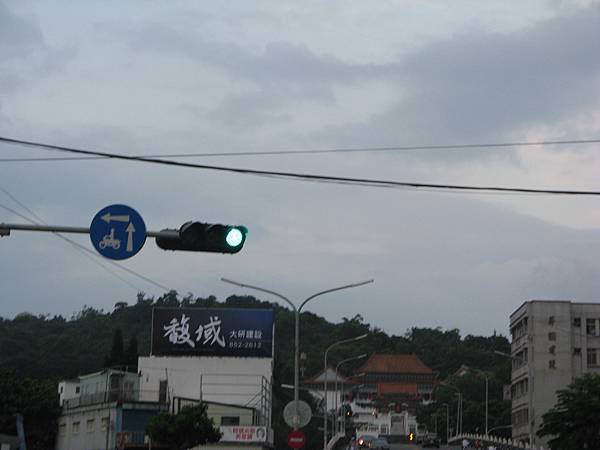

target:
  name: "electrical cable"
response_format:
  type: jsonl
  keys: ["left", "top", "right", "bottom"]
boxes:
{"left": 0, "top": 138, "right": 598, "bottom": 162}
{"left": 0, "top": 136, "right": 599, "bottom": 196}
{"left": 0, "top": 188, "right": 171, "bottom": 292}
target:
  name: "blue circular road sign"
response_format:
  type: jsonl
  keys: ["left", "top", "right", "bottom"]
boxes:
{"left": 90, "top": 204, "right": 146, "bottom": 260}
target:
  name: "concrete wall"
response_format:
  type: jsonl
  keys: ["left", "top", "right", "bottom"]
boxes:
{"left": 138, "top": 355, "right": 272, "bottom": 408}
{"left": 206, "top": 403, "right": 254, "bottom": 426}
{"left": 56, "top": 404, "right": 116, "bottom": 450}
{"left": 58, "top": 380, "right": 80, "bottom": 406}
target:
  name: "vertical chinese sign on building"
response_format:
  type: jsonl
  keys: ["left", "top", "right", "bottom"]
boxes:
{"left": 151, "top": 308, "right": 274, "bottom": 357}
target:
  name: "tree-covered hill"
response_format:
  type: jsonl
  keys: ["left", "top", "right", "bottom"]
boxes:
{"left": 0, "top": 291, "right": 511, "bottom": 447}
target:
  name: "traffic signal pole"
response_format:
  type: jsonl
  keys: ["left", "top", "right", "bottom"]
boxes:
{"left": 0, "top": 222, "right": 179, "bottom": 239}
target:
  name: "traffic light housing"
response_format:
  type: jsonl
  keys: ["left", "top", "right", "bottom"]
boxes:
{"left": 156, "top": 221, "right": 247, "bottom": 254}
{"left": 344, "top": 404, "right": 353, "bottom": 417}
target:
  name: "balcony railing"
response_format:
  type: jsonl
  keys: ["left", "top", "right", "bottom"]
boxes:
{"left": 63, "top": 389, "right": 166, "bottom": 409}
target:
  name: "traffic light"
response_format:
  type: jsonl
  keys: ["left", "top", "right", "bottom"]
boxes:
{"left": 344, "top": 404, "right": 353, "bottom": 417}
{"left": 156, "top": 221, "right": 248, "bottom": 254}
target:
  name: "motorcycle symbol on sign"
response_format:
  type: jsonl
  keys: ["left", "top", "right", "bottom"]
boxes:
{"left": 99, "top": 228, "right": 121, "bottom": 250}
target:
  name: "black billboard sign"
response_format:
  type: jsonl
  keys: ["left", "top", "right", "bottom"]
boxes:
{"left": 151, "top": 308, "right": 274, "bottom": 357}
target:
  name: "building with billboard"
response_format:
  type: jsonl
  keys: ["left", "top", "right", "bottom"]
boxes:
{"left": 56, "top": 307, "right": 275, "bottom": 450}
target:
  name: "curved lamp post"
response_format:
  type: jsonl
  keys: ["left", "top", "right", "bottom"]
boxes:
{"left": 221, "top": 277, "right": 373, "bottom": 430}
{"left": 323, "top": 334, "right": 369, "bottom": 450}
{"left": 461, "top": 366, "right": 490, "bottom": 436}
{"left": 334, "top": 354, "right": 368, "bottom": 433}
{"left": 441, "top": 402, "right": 450, "bottom": 445}
{"left": 436, "top": 383, "right": 462, "bottom": 437}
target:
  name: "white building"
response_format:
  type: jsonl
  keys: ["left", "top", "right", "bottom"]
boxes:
{"left": 56, "top": 307, "right": 275, "bottom": 450}
{"left": 56, "top": 369, "right": 166, "bottom": 450}
{"left": 302, "top": 366, "right": 345, "bottom": 415}
{"left": 510, "top": 299, "right": 600, "bottom": 447}
{"left": 138, "top": 355, "right": 273, "bottom": 427}
{"left": 58, "top": 379, "right": 80, "bottom": 407}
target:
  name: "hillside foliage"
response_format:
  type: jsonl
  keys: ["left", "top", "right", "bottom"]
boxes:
{"left": 0, "top": 291, "right": 511, "bottom": 448}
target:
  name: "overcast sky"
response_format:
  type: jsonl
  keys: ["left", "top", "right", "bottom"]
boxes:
{"left": 1, "top": 0, "right": 599, "bottom": 337}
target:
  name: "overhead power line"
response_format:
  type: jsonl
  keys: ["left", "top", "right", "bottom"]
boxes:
{"left": 0, "top": 137, "right": 598, "bottom": 162}
{"left": 0, "top": 186, "right": 170, "bottom": 292}
{"left": 1, "top": 135, "right": 599, "bottom": 196}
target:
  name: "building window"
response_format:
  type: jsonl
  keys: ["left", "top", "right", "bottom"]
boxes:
{"left": 221, "top": 416, "right": 240, "bottom": 426}
{"left": 587, "top": 349, "right": 599, "bottom": 368}
{"left": 101, "top": 417, "right": 109, "bottom": 431}
{"left": 548, "top": 332, "right": 556, "bottom": 341}
{"left": 511, "top": 379, "right": 528, "bottom": 399}
{"left": 86, "top": 419, "right": 94, "bottom": 433}
{"left": 512, "top": 348, "right": 528, "bottom": 371}
{"left": 159, "top": 380, "right": 168, "bottom": 403}
{"left": 549, "top": 360, "right": 556, "bottom": 369}
{"left": 59, "top": 385, "right": 64, "bottom": 394}
{"left": 75, "top": 386, "right": 80, "bottom": 394}
{"left": 573, "top": 317, "right": 581, "bottom": 327}
{"left": 548, "top": 316, "right": 555, "bottom": 325}
{"left": 573, "top": 348, "right": 581, "bottom": 355}
{"left": 59, "top": 424, "right": 66, "bottom": 437}
{"left": 511, "top": 318, "right": 528, "bottom": 340}
{"left": 549, "top": 345, "right": 556, "bottom": 355}
{"left": 512, "top": 408, "right": 528, "bottom": 427}
{"left": 586, "top": 319, "right": 597, "bottom": 336}
{"left": 72, "top": 421, "right": 80, "bottom": 435}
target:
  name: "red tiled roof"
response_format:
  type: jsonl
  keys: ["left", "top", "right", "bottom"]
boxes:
{"left": 358, "top": 353, "right": 433, "bottom": 374}
{"left": 378, "top": 382, "right": 418, "bottom": 395}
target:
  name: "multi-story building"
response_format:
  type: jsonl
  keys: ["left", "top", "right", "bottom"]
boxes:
{"left": 510, "top": 300, "right": 600, "bottom": 447}
{"left": 56, "top": 368, "right": 168, "bottom": 450}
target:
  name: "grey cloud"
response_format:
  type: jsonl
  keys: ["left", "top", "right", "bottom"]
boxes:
{"left": 0, "top": 1, "right": 42, "bottom": 56}
{"left": 121, "top": 7, "right": 600, "bottom": 141}
{"left": 0, "top": 2, "right": 76, "bottom": 97}
{"left": 122, "top": 24, "right": 376, "bottom": 85}
{"left": 307, "top": 7, "right": 600, "bottom": 158}
{"left": 115, "top": 23, "right": 383, "bottom": 127}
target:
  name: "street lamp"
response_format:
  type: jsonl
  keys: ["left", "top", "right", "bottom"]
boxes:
{"left": 335, "top": 354, "right": 368, "bottom": 433}
{"left": 221, "top": 277, "right": 373, "bottom": 430}
{"left": 462, "top": 366, "right": 490, "bottom": 436}
{"left": 436, "top": 383, "right": 462, "bottom": 437}
{"left": 324, "top": 334, "right": 369, "bottom": 450}
{"left": 441, "top": 402, "right": 450, "bottom": 445}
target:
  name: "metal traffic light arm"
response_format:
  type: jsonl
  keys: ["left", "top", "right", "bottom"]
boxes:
{"left": 0, "top": 222, "right": 180, "bottom": 238}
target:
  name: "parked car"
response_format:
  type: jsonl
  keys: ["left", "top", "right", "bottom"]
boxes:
{"left": 357, "top": 435, "right": 376, "bottom": 448}
{"left": 370, "top": 437, "right": 390, "bottom": 450}
{"left": 422, "top": 435, "right": 441, "bottom": 448}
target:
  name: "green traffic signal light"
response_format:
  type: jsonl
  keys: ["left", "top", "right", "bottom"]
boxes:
{"left": 225, "top": 227, "right": 245, "bottom": 247}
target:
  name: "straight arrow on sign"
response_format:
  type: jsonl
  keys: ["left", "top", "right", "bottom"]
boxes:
{"left": 126, "top": 223, "right": 136, "bottom": 252}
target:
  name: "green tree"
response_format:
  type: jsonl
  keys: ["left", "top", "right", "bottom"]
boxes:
{"left": 146, "top": 404, "right": 221, "bottom": 450}
{"left": 125, "top": 335, "right": 138, "bottom": 368}
{"left": 537, "top": 374, "right": 600, "bottom": 450}
{"left": 104, "top": 328, "right": 124, "bottom": 367}
{"left": 0, "top": 370, "right": 60, "bottom": 450}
